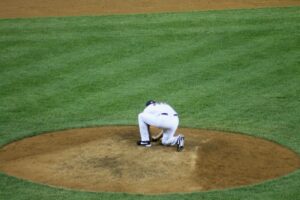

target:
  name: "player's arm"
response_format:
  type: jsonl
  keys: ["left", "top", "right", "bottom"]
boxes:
{"left": 151, "top": 130, "right": 163, "bottom": 142}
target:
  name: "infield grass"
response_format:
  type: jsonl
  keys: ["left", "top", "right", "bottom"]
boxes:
{"left": 0, "top": 6, "right": 299, "bottom": 200}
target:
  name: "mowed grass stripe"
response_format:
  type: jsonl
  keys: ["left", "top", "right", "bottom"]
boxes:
{"left": 1, "top": 31, "right": 258, "bottom": 124}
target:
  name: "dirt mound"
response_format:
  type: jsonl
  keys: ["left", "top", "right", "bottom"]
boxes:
{"left": 1, "top": 0, "right": 300, "bottom": 18}
{"left": 0, "top": 126, "right": 299, "bottom": 194}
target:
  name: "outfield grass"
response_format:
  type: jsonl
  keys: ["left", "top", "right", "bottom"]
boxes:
{"left": 0, "top": 6, "right": 299, "bottom": 200}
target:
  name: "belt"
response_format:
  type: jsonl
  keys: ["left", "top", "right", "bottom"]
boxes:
{"left": 161, "top": 113, "right": 178, "bottom": 116}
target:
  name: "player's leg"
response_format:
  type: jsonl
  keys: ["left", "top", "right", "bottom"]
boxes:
{"left": 161, "top": 116, "right": 180, "bottom": 146}
{"left": 161, "top": 128, "right": 179, "bottom": 145}
{"left": 162, "top": 130, "right": 184, "bottom": 151}
{"left": 160, "top": 116, "right": 184, "bottom": 151}
{"left": 138, "top": 113, "right": 152, "bottom": 144}
{"left": 138, "top": 111, "right": 165, "bottom": 147}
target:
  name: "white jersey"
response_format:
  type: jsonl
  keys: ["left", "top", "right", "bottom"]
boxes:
{"left": 143, "top": 102, "right": 177, "bottom": 116}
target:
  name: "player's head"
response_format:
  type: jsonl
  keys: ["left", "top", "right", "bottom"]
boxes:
{"left": 145, "top": 100, "right": 156, "bottom": 107}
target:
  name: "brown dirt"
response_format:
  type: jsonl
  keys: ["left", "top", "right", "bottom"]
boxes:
{"left": 0, "top": 0, "right": 299, "bottom": 19}
{"left": 0, "top": 126, "right": 299, "bottom": 194}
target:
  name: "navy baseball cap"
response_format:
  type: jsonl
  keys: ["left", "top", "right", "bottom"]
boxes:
{"left": 145, "top": 100, "right": 156, "bottom": 107}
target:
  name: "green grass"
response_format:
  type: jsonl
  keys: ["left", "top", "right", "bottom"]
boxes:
{"left": 0, "top": 6, "right": 300, "bottom": 200}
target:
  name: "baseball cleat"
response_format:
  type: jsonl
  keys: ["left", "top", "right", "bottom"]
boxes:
{"left": 137, "top": 140, "right": 152, "bottom": 147}
{"left": 176, "top": 135, "right": 184, "bottom": 152}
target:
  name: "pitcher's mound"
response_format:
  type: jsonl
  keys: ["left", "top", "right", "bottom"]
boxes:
{"left": 0, "top": 126, "right": 299, "bottom": 194}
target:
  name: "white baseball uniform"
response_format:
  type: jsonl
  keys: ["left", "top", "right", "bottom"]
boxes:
{"left": 138, "top": 102, "right": 180, "bottom": 145}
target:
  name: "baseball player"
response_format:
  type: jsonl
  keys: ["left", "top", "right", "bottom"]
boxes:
{"left": 137, "top": 100, "right": 184, "bottom": 151}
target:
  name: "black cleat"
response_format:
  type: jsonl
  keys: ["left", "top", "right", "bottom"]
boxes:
{"left": 176, "top": 135, "right": 184, "bottom": 152}
{"left": 137, "top": 140, "right": 151, "bottom": 147}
